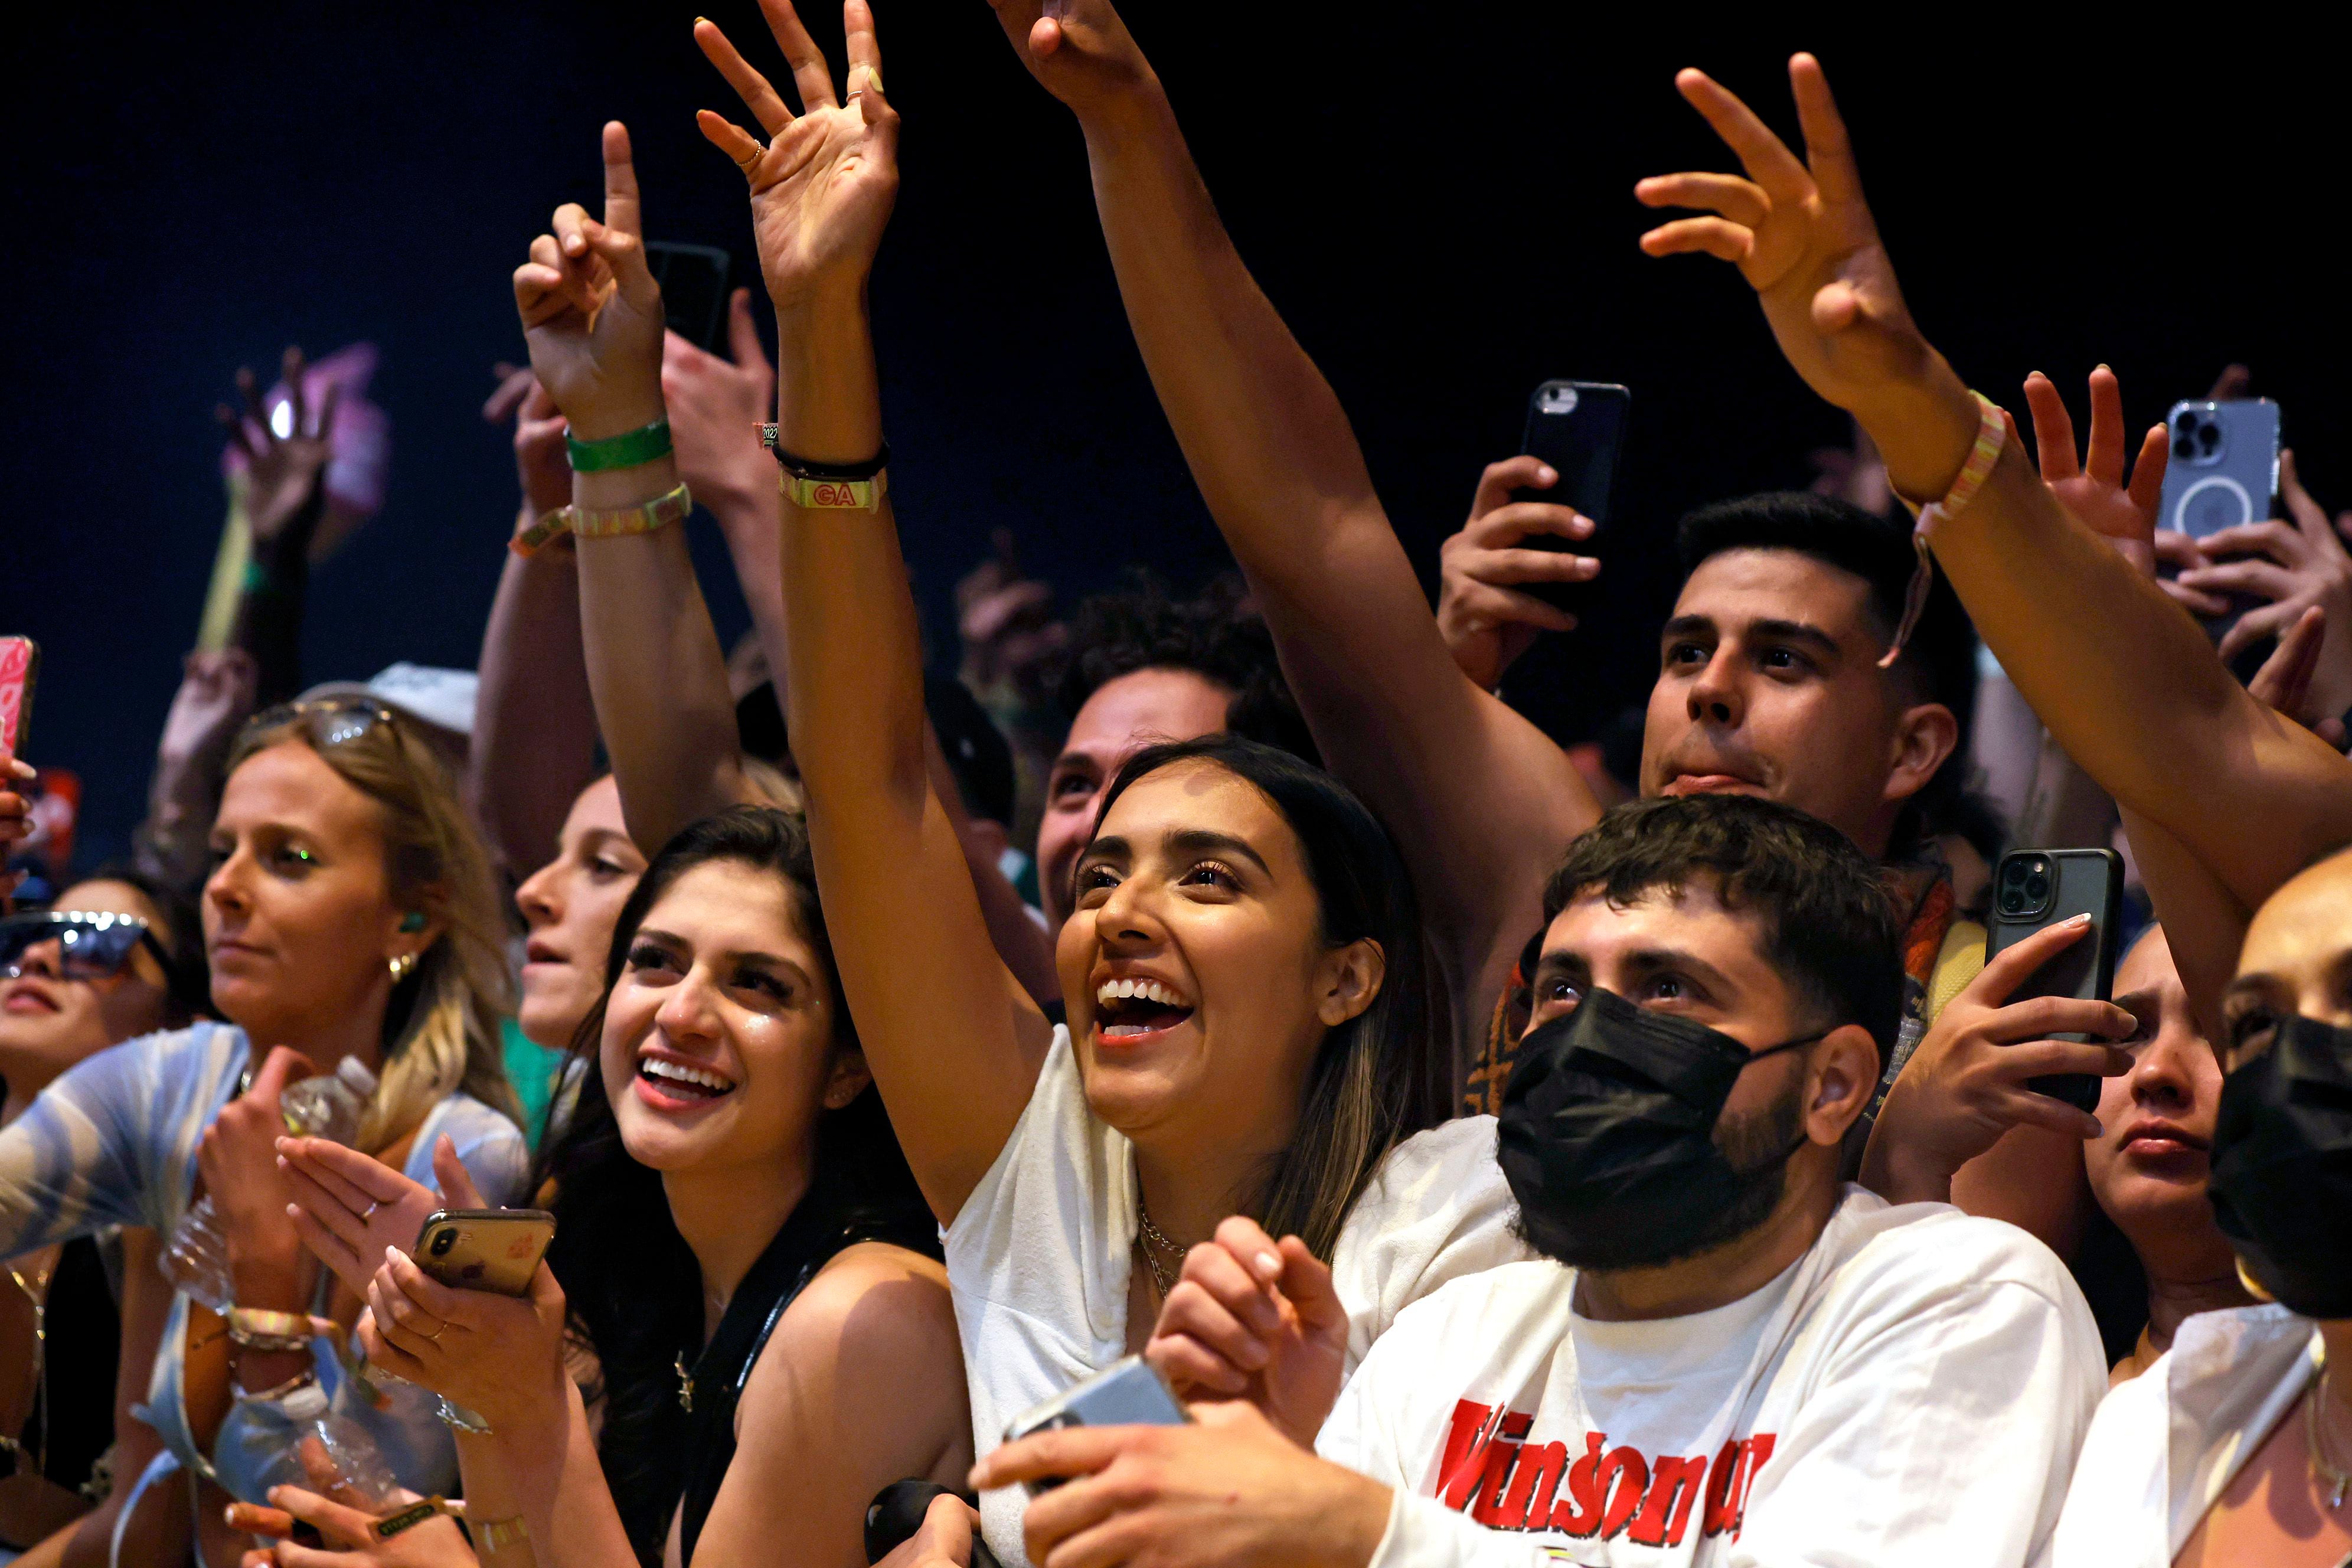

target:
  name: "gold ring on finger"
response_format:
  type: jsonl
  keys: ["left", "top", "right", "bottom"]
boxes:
{"left": 423, "top": 1320, "right": 447, "bottom": 1343}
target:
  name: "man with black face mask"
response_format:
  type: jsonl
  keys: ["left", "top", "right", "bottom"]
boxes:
{"left": 977, "top": 796, "right": 2105, "bottom": 1568}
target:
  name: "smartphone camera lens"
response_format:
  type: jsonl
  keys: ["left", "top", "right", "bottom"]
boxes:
{"left": 2000, "top": 890, "right": 2026, "bottom": 914}
{"left": 2176, "top": 411, "right": 2200, "bottom": 433}
{"left": 2026, "top": 874, "right": 2050, "bottom": 900}
{"left": 430, "top": 1229, "right": 457, "bottom": 1259}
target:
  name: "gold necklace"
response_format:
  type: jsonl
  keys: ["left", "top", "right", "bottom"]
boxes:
{"left": 1135, "top": 1200, "right": 1184, "bottom": 1298}
{"left": 2309, "top": 1361, "right": 2351, "bottom": 1513}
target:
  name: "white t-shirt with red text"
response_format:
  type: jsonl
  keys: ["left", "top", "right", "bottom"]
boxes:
{"left": 1317, "top": 1188, "right": 2105, "bottom": 1567}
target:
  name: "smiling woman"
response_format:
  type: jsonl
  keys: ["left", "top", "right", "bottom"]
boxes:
{"left": 281, "top": 805, "right": 968, "bottom": 1568}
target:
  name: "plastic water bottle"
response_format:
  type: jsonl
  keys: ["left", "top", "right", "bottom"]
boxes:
{"left": 161, "top": 1057, "right": 380, "bottom": 1311}
{"left": 256, "top": 1383, "right": 398, "bottom": 1508}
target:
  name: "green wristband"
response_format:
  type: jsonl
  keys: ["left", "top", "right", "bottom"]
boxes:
{"left": 566, "top": 417, "right": 674, "bottom": 473}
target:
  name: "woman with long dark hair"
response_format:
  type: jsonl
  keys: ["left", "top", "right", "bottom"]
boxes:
{"left": 678, "top": 6, "right": 1524, "bottom": 1563}
{"left": 286, "top": 808, "right": 966, "bottom": 1566}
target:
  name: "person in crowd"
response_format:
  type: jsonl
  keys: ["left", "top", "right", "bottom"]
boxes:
{"left": 1034, "top": 576, "right": 1317, "bottom": 934}
{"left": 465, "top": 368, "right": 602, "bottom": 890}
{"left": 501, "top": 775, "right": 648, "bottom": 1147}
{"left": 2077, "top": 926, "right": 2252, "bottom": 1385}
{"left": 285, "top": 806, "right": 969, "bottom": 1567}
{"left": 1, "top": 871, "right": 207, "bottom": 1565}
{"left": 974, "top": 0, "right": 2134, "bottom": 1268}
{"left": 980, "top": 795, "right": 2105, "bottom": 1568}
{"left": 671, "top": 9, "right": 1523, "bottom": 1563}
{"left": 2052, "top": 850, "right": 2352, "bottom": 1566}
{"left": 969, "top": 1, "right": 1994, "bottom": 1118}
{"left": 0, "top": 699, "right": 527, "bottom": 1567}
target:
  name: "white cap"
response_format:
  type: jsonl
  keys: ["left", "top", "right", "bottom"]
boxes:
{"left": 300, "top": 663, "right": 478, "bottom": 749}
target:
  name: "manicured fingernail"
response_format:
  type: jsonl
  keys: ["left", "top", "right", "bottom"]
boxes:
{"left": 1253, "top": 1251, "right": 1280, "bottom": 1279}
{"left": 1537, "top": 465, "right": 1558, "bottom": 485}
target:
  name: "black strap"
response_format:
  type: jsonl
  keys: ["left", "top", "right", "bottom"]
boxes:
{"left": 675, "top": 1191, "right": 935, "bottom": 1563}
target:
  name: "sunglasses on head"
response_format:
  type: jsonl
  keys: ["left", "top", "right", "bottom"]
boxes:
{"left": 0, "top": 912, "right": 172, "bottom": 982}
{"left": 243, "top": 695, "right": 403, "bottom": 753}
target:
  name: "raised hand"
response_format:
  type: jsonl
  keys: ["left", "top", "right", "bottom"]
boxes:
{"left": 1636, "top": 57, "right": 1972, "bottom": 497}
{"left": 484, "top": 364, "right": 571, "bottom": 520}
{"left": 956, "top": 528, "right": 1066, "bottom": 693}
{"left": 219, "top": 347, "right": 343, "bottom": 545}
{"left": 2181, "top": 452, "right": 2352, "bottom": 712}
{"left": 2246, "top": 605, "right": 2348, "bottom": 746}
{"left": 1144, "top": 1216, "right": 1348, "bottom": 1448}
{"left": 661, "top": 291, "right": 778, "bottom": 517}
{"left": 2020, "top": 366, "right": 2168, "bottom": 572}
{"left": 694, "top": 1, "right": 899, "bottom": 312}
{"left": 512, "top": 123, "right": 667, "bottom": 441}
{"left": 156, "top": 650, "right": 259, "bottom": 774}
{"left": 1435, "top": 458, "right": 1596, "bottom": 690}
{"left": 981, "top": 0, "right": 1155, "bottom": 122}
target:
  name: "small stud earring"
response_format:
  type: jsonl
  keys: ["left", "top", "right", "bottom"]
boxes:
{"left": 388, "top": 952, "right": 419, "bottom": 984}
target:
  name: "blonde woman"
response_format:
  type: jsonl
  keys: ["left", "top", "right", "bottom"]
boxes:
{"left": 0, "top": 697, "right": 527, "bottom": 1567}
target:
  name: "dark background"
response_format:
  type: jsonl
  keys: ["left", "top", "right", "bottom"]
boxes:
{"left": 5, "top": 4, "right": 2341, "bottom": 867}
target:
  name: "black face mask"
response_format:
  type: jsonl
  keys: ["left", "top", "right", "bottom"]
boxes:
{"left": 1499, "top": 985, "right": 1821, "bottom": 1273}
{"left": 2207, "top": 1014, "right": 2352, "bottom": 1319}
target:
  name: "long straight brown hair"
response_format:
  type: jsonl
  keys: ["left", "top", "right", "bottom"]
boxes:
{"left": 1088, "top": 735, "right": 1449, "bottom": 1260}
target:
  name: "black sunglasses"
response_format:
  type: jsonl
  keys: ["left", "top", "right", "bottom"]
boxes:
{"left": 0, "top": 912, "right": 173, "bottom": 982}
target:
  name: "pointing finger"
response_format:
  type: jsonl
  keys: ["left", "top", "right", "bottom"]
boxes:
{"left": 601, "top": 122, "right": 642, "bottom": 241}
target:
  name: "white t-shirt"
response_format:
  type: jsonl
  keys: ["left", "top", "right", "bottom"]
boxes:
{"left": 1318, "top": 1188, "right": 2105, "bottom": 1568}
{"left": 949, "top": 1025, "right": 1528, "bottom": 1568}
{"left": 2049, "top": 1302, "right": 2322, "bottom": 1567}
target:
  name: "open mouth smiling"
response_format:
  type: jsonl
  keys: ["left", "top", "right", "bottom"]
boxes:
{"left": 633, "top": 1049, "right": 740, "bottom": 1111}
{"left": 1092, "top": 976, "right": 1196, "bottom": 1043}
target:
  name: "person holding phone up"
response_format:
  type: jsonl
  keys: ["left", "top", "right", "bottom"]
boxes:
{"left": 279, "top": 52, "right": 973, "bottom": 1557}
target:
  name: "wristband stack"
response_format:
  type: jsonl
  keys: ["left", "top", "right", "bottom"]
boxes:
{"left": 759, "top": 423, "right": 889, "bottom": 512}
{"left": 511, "top": 416, "right": 691, "bottom": 558}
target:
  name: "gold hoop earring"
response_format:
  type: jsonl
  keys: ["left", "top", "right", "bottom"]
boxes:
{"left": 388, "top": 952, "right": 419, "bottom": 984}
{"left": 2236, "top": 1255, "right": 2276, "bottom": 1304}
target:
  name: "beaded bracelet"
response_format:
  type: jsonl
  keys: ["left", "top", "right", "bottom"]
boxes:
{"left": 1880, "top": 391, "right": 2007, "bottom": 667}
{"left": 565, "top": 417, "right": 673, "bottom": 473}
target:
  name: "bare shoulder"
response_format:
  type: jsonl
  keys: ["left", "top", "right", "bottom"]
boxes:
{"left": 750, "top": 1242, "right": 961, "bottom": 1396}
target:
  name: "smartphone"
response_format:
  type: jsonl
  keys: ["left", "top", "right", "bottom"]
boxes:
{"left": 1003, "top": 1356, "right": 1188, "bottom": 1495}
{"left": 0, "top": 638, "right": 38, "bottom": 754}
{"left": 2158, "top": 398, "right": 2280, "bottom": 542}
{"left": 1984, "top": 848, "right": 2125, "bottom": 1113}
{"left": 413, "top": 1208, "right": 554, "bottom": 1295}
{"left": 645, "top": 242, "right": 733, "bottom": 354}
{"left": 1511, "top": 382, "right": 1630, "bottom": 614}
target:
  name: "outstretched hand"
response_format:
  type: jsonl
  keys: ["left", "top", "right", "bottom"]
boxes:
{"left": 981, "top": 0, "right": 1154, "bottom": 122}
{"left": 512, "top": 122, "right": 667, "bottom": 440}
{"left": 694, "top": 1, "right": 899, "bottom": 312}
{"left": 485, "top": 364, "right": 571, "bottom": 520}
{"left": 1638, "top": 57, "right": 1934, "bottom": 426}
{"left": 2020, "top": 366, "right": 2168, "bottom": 573}
{"left": 220, "top": 347, "right": 342, "bottom": 547}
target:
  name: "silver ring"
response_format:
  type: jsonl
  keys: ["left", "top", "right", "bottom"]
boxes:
{"left": 361, "top": 1201, "right": 381, "bottom": 1220}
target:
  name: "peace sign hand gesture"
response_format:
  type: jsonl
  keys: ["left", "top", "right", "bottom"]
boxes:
{"left": 695, "top": 1, "right": 898, "bottom": 313}
{"left": 511, "top": 123, "right": 668, "bottom": 441}
{"left": 1637, "top": 56, "right": 1933, "bottom": 424}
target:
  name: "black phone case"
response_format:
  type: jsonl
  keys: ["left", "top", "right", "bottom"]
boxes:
{"left": 1511, "top": 381, "right": 1629, "bottom": 615}
{"left": 1983, "top": 848, "right": 2124, "bottom": 1113}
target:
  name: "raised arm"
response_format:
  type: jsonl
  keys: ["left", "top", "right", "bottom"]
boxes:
{"left": 697, "top": 0, "right": 1048, "bottom": 1221}
{"left": 1635, "top": 55, "right": 2352, "bottom": 915}
{"left": 215, "top": 347, "right": 339, "bottom": 707}
{"left": 983, "top": 2, "right": 1600, "bottom": 1027}
{"left": 668, "top": 295, "right": 1062, "bottom": 1004}
{"left": 467, "top": 369, "right": 602, "bottom": 877}
{"left": 509, "top": 123, "right": 761, "bottom": 858}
